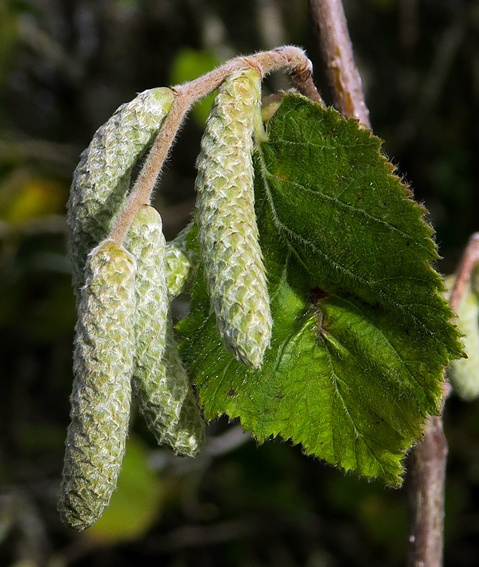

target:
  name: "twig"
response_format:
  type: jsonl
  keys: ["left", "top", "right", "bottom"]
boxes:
{"left": 0, "top": 134, "right": 76, "bottom": 169}
{"left": 204, "top": 424, "right": 252, "bottom": 458}
{"left": 108, "top": 46, "right": 322, "bottom": 245}
{"left": 308, "top": 2, "right": 464, "bottom": 565}
{"left": 449, "top": 233, "right": 479, "bottom": 314}
{"left": 407, "top": 416, "right": 447, "bottom": 567}
{"left": 308, "top": 0, "right": 371, "bottom": 128}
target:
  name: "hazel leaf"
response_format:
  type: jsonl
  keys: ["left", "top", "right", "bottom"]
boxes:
{"left": 179, "top": 94, "right": 462, "bottom": 487}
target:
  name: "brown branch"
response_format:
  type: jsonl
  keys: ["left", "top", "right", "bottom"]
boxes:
{"left": 308, "top": 0, "right": 371, "bottom": 128}
{"left": 109, "top": 46, "right": 323, "bottom": 245}
{"left": 407, "top": 416, "right": 447, "bottom": 567}
{"left": 308, "top": 2, "right": 468, "bottom": 566}
{"left": 449, "top": 232, "right": 479, "bottom": 314}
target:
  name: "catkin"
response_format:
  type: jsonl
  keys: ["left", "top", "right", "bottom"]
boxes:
{"left": 58, "top": 240, "right": 136, "bottom": 531}
{"left": 195, "top": 67, "right": 272, "bottom": 368}
{"left": 68, "top": 87, "right": 175, "bottom": 300}
{"left": 125, "top": 205, "right": 169, "bottom": 382}
{"left": 159, "top": 323, "right": 205, "bottom": 456}
{"left": 447, "top": 273, "right": 479, "bottom": 401}
{"left": 125, "top": 207, "right": 204, "bottom": 457}
{"left": 165, "top": 222, "right": 198, "bottom": 298}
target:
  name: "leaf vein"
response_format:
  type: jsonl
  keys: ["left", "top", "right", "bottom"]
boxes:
{"left": 269, "top": 173, "right": 428, "bottom": 252}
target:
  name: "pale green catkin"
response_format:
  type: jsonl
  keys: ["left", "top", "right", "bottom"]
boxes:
{"left": 68, "top": 87, "right": 175, "bottom": 300}
{"left": 165, "top": 222, "right": 198, "bottom": 298}
{"left": 195, "top": 67, "right": 272, "bottom": 368}
{"left": 58, "top": 240, "right": 136, "bottom": 531}
{"left": 447, "top": 273, "right": 479, "bottom": 401}
{"left": 160, "top": 323, "right": 205, "bottom": 456}
{"left": 125, "top": 206, "right": 169, "bottom": 377}
{"left": 125, "top": 207, "right": 204, "bottom": 457}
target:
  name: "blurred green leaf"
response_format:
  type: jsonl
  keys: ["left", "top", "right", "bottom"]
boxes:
{"left": 169, "top": 48, "right": 222, "bottom": 127}
{"left": 0, "top": 174, "right": 67, "bottom": 222}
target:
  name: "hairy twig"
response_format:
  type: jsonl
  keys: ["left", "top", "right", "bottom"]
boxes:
{"left": 108, "top": 46, "right": 322, "bottom": 245}
{"left": 308, "top": 0, "right": 370, "bottom": 128}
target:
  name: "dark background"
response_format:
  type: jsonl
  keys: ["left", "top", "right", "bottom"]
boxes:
{"left": 1, "top": 1, "right": 478, "bottom": 565}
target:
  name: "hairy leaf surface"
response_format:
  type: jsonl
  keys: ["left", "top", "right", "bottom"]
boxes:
{"left": 179, "top": 94, "right": 462, "bottom": 486}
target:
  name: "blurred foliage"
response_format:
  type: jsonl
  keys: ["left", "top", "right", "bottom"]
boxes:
{"left": 0, "top": 0, "right": 478, "bottom": 566}
{"left": 169, "top": 48, "right": 222, "bottom": 126}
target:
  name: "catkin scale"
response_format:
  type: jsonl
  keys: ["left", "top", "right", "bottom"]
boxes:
{"left": 68, "top": 87, "right": 175, "bottom": 300}
{"left": 125, "top": 207, "right": 204, "bottom": 456}
{"left": 195, "top": 67, "right": 272, "bottom": 368}
{"left": 58, "top": 240, "right": 136, "bottom": 531}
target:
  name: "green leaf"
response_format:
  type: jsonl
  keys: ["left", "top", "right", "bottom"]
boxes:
{"left": 179, "top": 94, "right": 462, "bottom": 487}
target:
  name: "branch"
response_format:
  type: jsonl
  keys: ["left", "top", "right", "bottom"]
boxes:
{"left": 407, "top": 233, "right": 479, "bottom": 567}
{"left": 308, "top": 0, "right": 371, "bottom": 128}
{"left": 308, "top": 2, "right": 462, "bottom": 565}
{"left": 407, "top": 415, "right": 447, "bottom": 567}
{"left": 449, "top": 233, "right": 479, "bottom": 314}
{"left": 108, "top": 46, "right": 322, "bottom": 245}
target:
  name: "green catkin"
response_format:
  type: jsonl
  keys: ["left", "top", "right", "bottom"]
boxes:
{"left": 68, "top": 87, "right": 175, "bottom": 300}
{"left": 58, "top": 240, "right": 136, "bottom": 531}
{"left": 125, "top": 207, "right": 204, "bottom": 457}
{"left": 165, "top": 222, "right": 198, "bottom": 298}
{"left": 194, "top": 67, "right": 272, "bottom": 368}
{"left": 160, "top": 323, "right": 205, "bottom": 456}
{"left": 447, "top": 272, "right": 479, "bottom": 401}
{"left": 125, "top": 206, "right": 169, "bottom": 383}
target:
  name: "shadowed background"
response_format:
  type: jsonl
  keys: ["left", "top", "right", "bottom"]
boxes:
{"left": 1, "top": 1, "right": 478, "bottom": 566}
